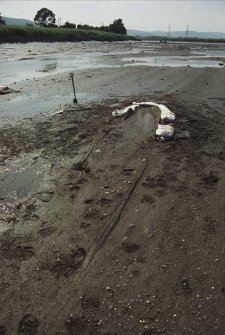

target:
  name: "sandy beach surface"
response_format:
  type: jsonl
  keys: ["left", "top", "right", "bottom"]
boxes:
{"left": 0, "top": 41, "right": 225, "bottom": 335}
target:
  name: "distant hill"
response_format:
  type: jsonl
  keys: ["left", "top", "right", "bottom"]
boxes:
{"left": 127, "top": 29, "right": 225, "bottom": 39}
{"left": 3, "top": 16, "right": 34, "bottom": 26}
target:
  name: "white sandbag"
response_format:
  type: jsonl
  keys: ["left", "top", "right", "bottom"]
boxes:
{"left": 132, "top": 101, "right": 158, "bottom": 107}
{"left": 112, "top": 105, "right": 137, "bottom": 117}
{"left": 112, "top": 101, "right": 176, "bottom": 142}
{"left": 158, "top": 104, "right": 175, "bottom": 122}
{"left": 112, "top": 101, "right": 175, "bottom": 123}
{"left": 155, "top": 124, "right": 174, "bottom": 141}
{"left": 132, "top": 101, "right": 175, "bottom": 123}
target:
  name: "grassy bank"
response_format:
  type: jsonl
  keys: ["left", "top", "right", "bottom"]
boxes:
{"left": 0, "top": 25, "right": 137, "bottom": 43}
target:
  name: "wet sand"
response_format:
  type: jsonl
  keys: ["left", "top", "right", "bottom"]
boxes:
{"left": 0, "top": 41, "right": 225, "bottom": 335}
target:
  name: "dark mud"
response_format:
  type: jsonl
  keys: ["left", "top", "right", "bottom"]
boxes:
{"left": 0, "top": 93, "right": 224, "bottom": 335}
{"left": 0, "top": 42, "right": 225, "bottom": 335}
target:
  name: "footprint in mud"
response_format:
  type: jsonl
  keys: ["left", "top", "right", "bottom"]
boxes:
{"left": 98, "top": 197, "right": 113, "bottom": 205}
{"left": 80, "top": 222, "right": 91, "bottom": 229}
{"left": 17, "top": 314, "right": 38, "bottom": 335}
{"left": 67, "top": 178, "right": 88, "bottom": 192}
{"left": 141, "top": 194, "right": 155, "bottom": 204}
{"left": 136, "top": 255, "right": 147, "bottom": 264}
{"left": 0, "top": 326, "right": 6, "bottom": 335}
{"left": 14, "top": 245, "right": 35, "bottom": 260}
{"left": 1, "top": 231, "right": 35, "bottom": 261}
{"left": 1, "top": 241, "right": 35, "bottom": 261}
{"left": 68, "top": 184, "right": 80, "bottom": 191}
{"left": 22, "top": 204, "right": 39, "bottom": 221}
{"left": 78, "top": 132, "right": 88, "bottom": 139}
{"left": 72, "top": 161, "right": 90, "bottom": 173}
{"left": 203, "top": 171, "right": 219, "bottom": 185}
{"left": 83, "top": 198, "right": 94, "bottom": 204}
{"left": 77, "top": 178, "right": 88, "bottom": 185}
{"left": 23, "top": 213, "right": 39, "bottom": 221}
{"left": 154, "top": 189, "right": 166, "bottom": 197}
{"left": 142, "top": 176, "right": 165, "bottom": 188}
{"left": 121, "top": 242, "right": 140, "bottom": 253}
{"left": 65, "top": 316, "right": 89, "bottom": 335}
{"left": 81, "top": 295, "right": 100, "bottom": 309}
{"left": 49, "top": 247, "right": 86, "bottom": 277}
{"left": 203, "top": 217, "right": 216, "bottom": 234}
{"left": 84, "top": 209, "right": 101, "bottom": 220}
{"left": 95, "top": 168, "right": 105, "bottom": 174}
{"left": 142, "top": 328, "right": 159, "bottom": 335}
{"left": 38, "top": 226, "right": 56, "bottom": 238}
{"left": 109, "top": 164, "right": 118, "bottom": 170}
{"left": 191, "top": 189, "right": 203, "bottom": 198}
{"left": 121, "top": 168, "right": 136, "bottom": 176}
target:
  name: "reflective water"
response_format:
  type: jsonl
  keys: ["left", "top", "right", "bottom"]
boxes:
{"left": 0, "top": 92, "right": 99, "bottom": 118}
{"left": 192, "top": 49, "right": 225, "bottom": 58}
{"left": 1, "top": 42, "right": 224, "bottom": 87}
{"left": 0, "top": 156, "right": 49, "bottom": 200}
{"left": 0, "top": 44, "right": 141, "bottom": 85}
{"left": 0, "top": 155, "right": 51, "bottom": 227}
{"left": 1, "top": 53, "right": 102, "bottom": 84}
{"left": 122, "top": 55, "right": 224, "bottom": 68}
{"left": 1, "top": 41, "right": 225, "bottom": 120}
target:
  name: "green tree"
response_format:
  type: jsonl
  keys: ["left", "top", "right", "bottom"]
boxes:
{"left": 34, "top": 8, "right": 56, "bottom": 27}
{"left": 61, "top": 21, "right": 76, "bottom": 29}
{"left": 99, "top": 25, "right": 109, "bottom": 32}
{"left": 108, "top": 19, "right": 126, "bottom": 35}
{"left": 0, "top": 12, "right": 6, "bottom": 25}
{"left": 77, "top": 24, "right": 94, "bottom": 30}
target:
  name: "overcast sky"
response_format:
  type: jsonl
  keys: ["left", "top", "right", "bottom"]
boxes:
{"left": 1, "top": 1, "right": 225, "bottom": 32}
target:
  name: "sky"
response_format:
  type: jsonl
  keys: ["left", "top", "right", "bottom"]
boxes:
{"left": 1, "top": 0, "right": 225, "bottom": 33}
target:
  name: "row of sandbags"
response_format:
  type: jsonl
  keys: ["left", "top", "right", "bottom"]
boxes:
{"left": 112, "top": 101, "right": 175, "bottom": 141}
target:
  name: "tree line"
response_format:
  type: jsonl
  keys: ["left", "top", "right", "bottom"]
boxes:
{"left": 0, "top": 12, "right": 5, "bottom": 24}
{"left": 0, "top": 8, "right": 127, "bottom": 35}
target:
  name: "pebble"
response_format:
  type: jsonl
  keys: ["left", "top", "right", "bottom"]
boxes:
{"left": 182, "top": 277, "right": 190, "bottom": 290}
{"left": 128, "top": 224, "right": 136, "bottom": 229}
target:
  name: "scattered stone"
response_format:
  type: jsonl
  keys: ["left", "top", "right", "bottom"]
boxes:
{"left": 182, "top": 277, "right": 191, "bottom": 290}
{"left": 38, "top": 191, "right": 54, "bottom": 202}
{"left": 128, "top": 224, "right": 136, "bottom": 229}
{"left": 0, "top": 86, "right": 12, "bottom": 95}
{"left": 121, "top": 168, "right": 136, "bottom": 176}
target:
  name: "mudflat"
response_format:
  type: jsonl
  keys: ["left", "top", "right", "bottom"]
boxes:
{"left": 0, "top": 41, "right": 225, "bottom": 335}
